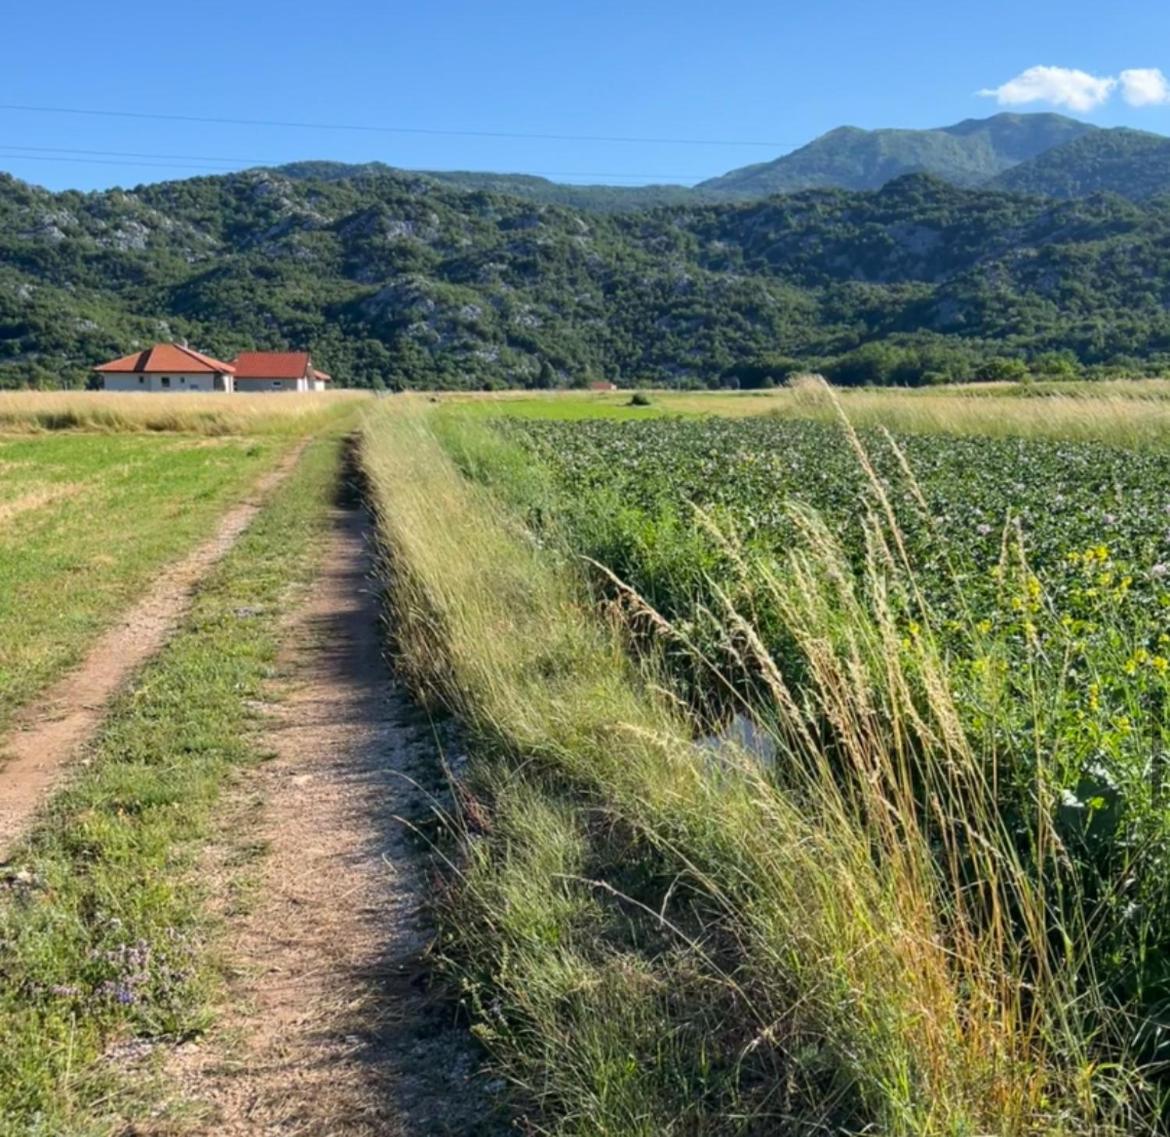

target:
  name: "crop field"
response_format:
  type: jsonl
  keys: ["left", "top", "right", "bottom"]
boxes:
{"left": 360, "top": 387, "right": 1170, "bottom": 1135}
{"left": 493, "top": 411, "right": 1170, "bottom": 993}
{"left": 500, "top": 413, "right": 1170, "bottom": 614}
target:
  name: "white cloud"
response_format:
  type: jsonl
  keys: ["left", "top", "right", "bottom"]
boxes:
{"left": 1119, "top": 68, "right": 1170, "bottom": 106}
{"left": 978, "top": 66, "right": 1118, "bottom": 112}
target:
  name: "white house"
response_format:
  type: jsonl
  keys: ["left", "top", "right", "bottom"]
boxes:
{"left": 231, "top": 352, "right": 332, "bottom": 392}
{"left": 94, "top": 343, "right": 236, "bottom": 391}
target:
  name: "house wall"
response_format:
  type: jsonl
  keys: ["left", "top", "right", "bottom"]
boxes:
{"left": 310, "top": 379, "right": 327, "bottom": 391}
{"left": 101, "top": 372, "right": 229, "bottom": 392}
{"left": 234, "top": 376, "right": 309, "bottom": 392}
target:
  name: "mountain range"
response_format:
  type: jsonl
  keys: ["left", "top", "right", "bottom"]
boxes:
{"left": 269, "top": 113, "right": 1170, "bottom": 210}
{"left": 5, "top": 152, "right": 1170, "bottom": 390}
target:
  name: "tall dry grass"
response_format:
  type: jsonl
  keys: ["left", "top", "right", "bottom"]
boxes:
{"left": 0, "top": 390, "right": 370, "bottom": 435}
{"left": 774, "top": 375, "right": 1170, "bottom": 447}
{"left": 360, "top": 402, "right": 1150, "bottom": 1135}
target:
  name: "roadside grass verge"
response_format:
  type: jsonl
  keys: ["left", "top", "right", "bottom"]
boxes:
{"left": 0, "top": 390, "right": 368, "bottom": 436}
{"left": 0, "top": 433, "right": 289, "bottom": 735}
{"left": 0, "top": 434, "right": 341, "bottom": 1137}
{"left": 360, "top": 405, "right": 1152, "bottom": 1136}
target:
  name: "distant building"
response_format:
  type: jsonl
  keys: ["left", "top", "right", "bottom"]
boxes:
{"left": 588, "top": 380, "right": 619, "bottom": 392}
{"left": 93, "top": 343, "right": 235, "bottom": 392}
{"left": 231, "top": 352, "right": 331, "bottom": 392}
{"left": 93, "top": 344, "right": 333, "bottom": 392}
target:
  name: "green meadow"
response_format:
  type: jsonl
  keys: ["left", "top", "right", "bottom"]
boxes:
{"left": 0, "top": 433, "right": 290, "bottom": 733}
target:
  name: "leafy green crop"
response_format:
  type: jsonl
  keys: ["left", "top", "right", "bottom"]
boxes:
{"left": 494, "top": 416, "right": 1170, "bottom": 1060}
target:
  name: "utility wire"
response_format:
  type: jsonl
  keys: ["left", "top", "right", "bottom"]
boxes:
{"left": 0, "top": 147, "right": 708, "bottom": 183}
{"left": 0, "top": 102, "right": 800, "bottom": 149}
{"left": 1, "top": 143, "right": 712, "bottom": 178}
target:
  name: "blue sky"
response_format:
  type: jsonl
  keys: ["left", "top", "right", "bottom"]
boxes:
{"left": 5, "top": 0, "right": 1170, "bottom": 191}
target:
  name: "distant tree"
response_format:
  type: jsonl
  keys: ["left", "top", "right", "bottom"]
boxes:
{"left": 976, "top": 357, "right": 1029, "bottom": 383}
{"left": 1032, "top": 350, "right": 1081, "bottom": 378}
{"left": 534, "top": 358, "right": 556, "bottom": 389}
{"left": 720, "top": 354, "right": 801, "bottom": 389}
{"left": 826, "top": 342, "right": 907, "bottom": 386}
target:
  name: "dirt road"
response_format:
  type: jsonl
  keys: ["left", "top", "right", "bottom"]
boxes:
{"left": 168, "top": 499, "right": 498, "bottom": 1135}
{"left": 0, "top": 442, "right": 307, "bottom": 860}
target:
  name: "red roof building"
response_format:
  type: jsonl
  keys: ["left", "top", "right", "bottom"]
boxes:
{"left": 231, "top": 352, "right": 330, "bottom": 391}
{"left": 93, "top": 343, "right": 235, "bottom": 392}
{"left": 93, "top": 343, "right": 334, "bottom": 393}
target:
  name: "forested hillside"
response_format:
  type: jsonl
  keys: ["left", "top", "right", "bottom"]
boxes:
{"left": 697, "top": 113, "right": 1096, "bottom": 195}
{"left": 990, "top": 128, "right": 1170, "bottom": 200}
{"left": 4, "top": 166, "right": 1170, "bottom": 389}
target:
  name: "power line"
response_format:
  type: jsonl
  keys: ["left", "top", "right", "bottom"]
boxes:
{"left": 0, "top": 148, "right": 708, "bottom": 183}
{"left": 0, "top": 153, "right": 240, "bottom": 174}
{"left": 1, "top": 143, "right": 712, "bottom": 177}
{"left": 6, "top": 144, "right": 275, "bottom": 165}
{"left": 0, "top": 102, "right": 799, "bottom": 149}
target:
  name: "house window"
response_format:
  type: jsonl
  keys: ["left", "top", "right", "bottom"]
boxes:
{"left": 179, "top": 376, "right": 186, "bottom": 384}
{"left": 273, "top": 381, "right": 282, "bottom": 388}
{"left": 160, "top": 377, "right": 171, "bottom": 388}
{"left": 138, "top": 376, "right": 144, "bottom": 384}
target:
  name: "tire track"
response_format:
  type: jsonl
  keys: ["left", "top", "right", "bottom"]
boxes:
{"left": 0, "top": 441, "right": 308, "bottom": 860}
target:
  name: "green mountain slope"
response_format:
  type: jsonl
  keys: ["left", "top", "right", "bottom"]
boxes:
{"left": 275, "top": 161, "right": 713, "bottom": 212}
{"left": 989, "top": 128, "right": 1170, "bottom": 201}
{"left": 697, "top": 113, "right": 1096, "bottom": 195}
{"left": 275, "top": 115, "right": 1164, "bottom": 210}
{"left": 4, "top": 168, "right": 1170, "bottom": 390}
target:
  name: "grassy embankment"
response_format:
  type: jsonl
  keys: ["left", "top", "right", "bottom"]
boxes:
{"left": 0, "top": 432, "right": 343, "bottom": 1136}
{"left": 361, "top": 400, "right": 1153, "bottom": 1136}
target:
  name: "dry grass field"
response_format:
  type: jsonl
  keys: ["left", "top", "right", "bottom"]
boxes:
{"left": 0, "top": 390, "right": 370, "bottom": 435}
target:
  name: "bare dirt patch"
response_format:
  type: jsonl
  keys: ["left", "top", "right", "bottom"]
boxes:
{"left": 165, "top": 501, "right": 501, "bottom": 1136}
{"left": 0, "top": 443, "right": 307, "bottom": 859}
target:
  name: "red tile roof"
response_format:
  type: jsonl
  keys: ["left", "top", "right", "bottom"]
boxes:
{"left": 94, "top": 342, "right": 235, "bottom": 374}
{"left": 232, "top": 351, "right": 312, "bottom": 380}
{"left": 311, "top": 368, "right": 332, "bottom": 382}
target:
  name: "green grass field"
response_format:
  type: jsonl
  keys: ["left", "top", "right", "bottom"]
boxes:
{"left": 435, "top": 388, "right": 790, "bottom": 420}
{"left": 441, "top": 380, "right": 1170, "bottom": 446}
{"left": 0, "top": 391, "right": 364, "bottom": 735}
{"left": 0, "top": 433, "right": 288, "bottom": 734}
{"left": 0, "top": 434, "right": 342, "bottom": 1136}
